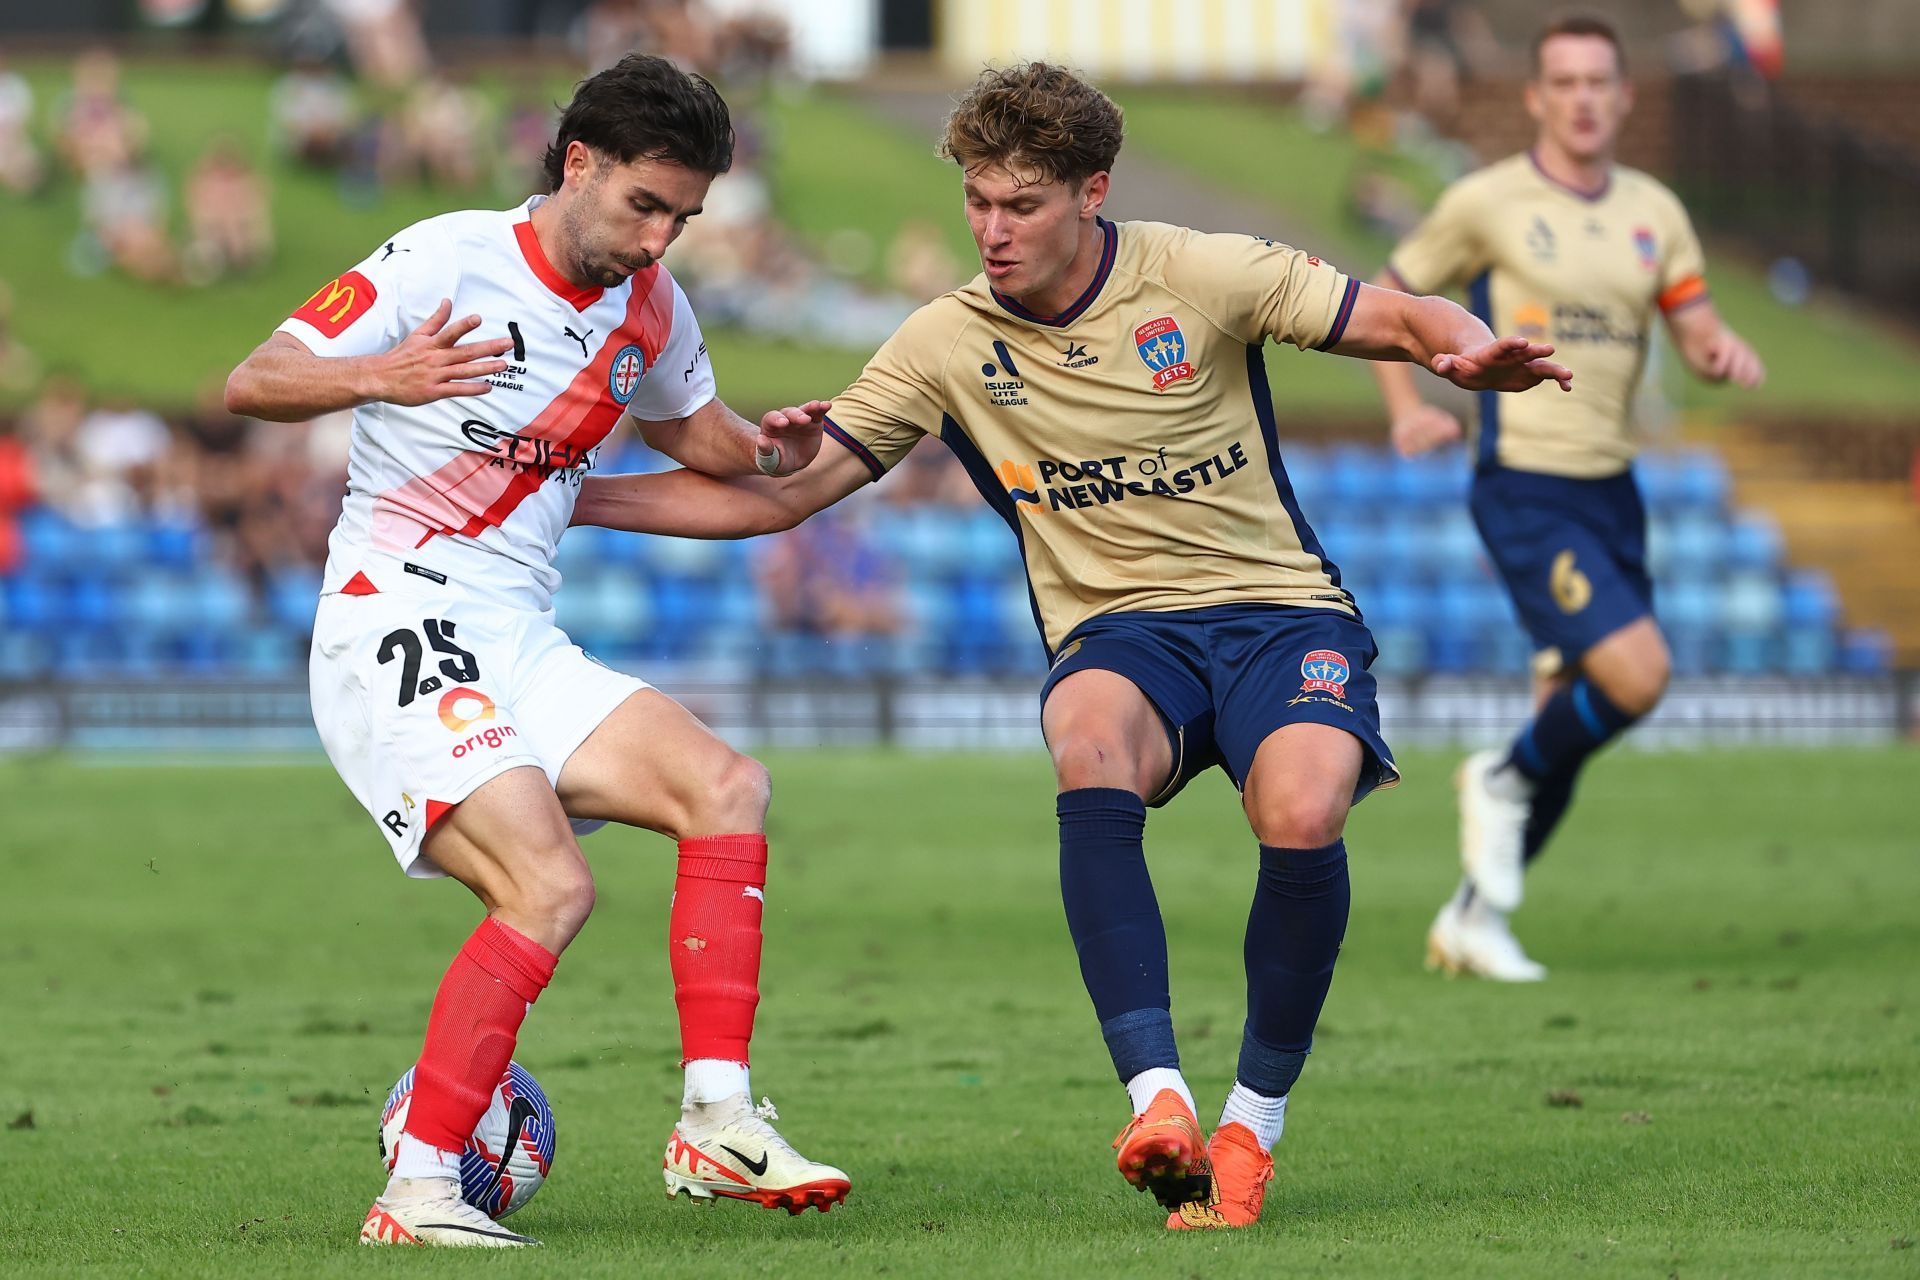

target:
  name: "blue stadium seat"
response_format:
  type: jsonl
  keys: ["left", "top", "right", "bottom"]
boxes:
{"left": 1780, "top": 570, "right": 1838, "bottom": 631}
{"left": 267, "top": 568, "right": 323, "bottom": 631}
{"left": 19, "top": 508, "right": 82, "bottom": 572}
{"left": 1837, "top": 627, "right": 1892, "bottom": 675}
{"left": 1675, "top": 450, "right": 1730, "bottom": 513}
{"left": 0, "top": 629, "right": 52, "bottom": 678}
{"left": 1780, "top": 628, "right": 1838, "bottom": 676}
{"left": 145, "top": 517, "right": 206, "bottom": 570}
{"left": 1726, "top": 514, "right": 1784, "bottom": 572}
{"left": 1325, "top": 444, "right": 1393, "bottom": 510}
{"left": 1281, "top": 447, "right": 1327, "bottom": 507}
{"left": 191, "top": 569, "right": 254, "bottom": 632}
{"left": 89, "top": 520, "right": 148, "bottom": 570}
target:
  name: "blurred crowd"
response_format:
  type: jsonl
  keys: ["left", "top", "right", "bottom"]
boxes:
{"left": 0, "top": 375, "right": 345, "bottom": 588}
{"left": 0, "top": 48, "right": 272, "bottom": 287}
{"left": 0, "top": 372, "right": 998, "bottom": 665}
{"left": 0, "top": 0, "right": 962, "bottom": 651}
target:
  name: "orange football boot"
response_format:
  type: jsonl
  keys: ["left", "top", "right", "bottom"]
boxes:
{"left": 1166, "top": 1122, "right": 1274, "bottom": 1229}
{"left": 1112, "top": 1088, "right": 1213, "bottom": 1210}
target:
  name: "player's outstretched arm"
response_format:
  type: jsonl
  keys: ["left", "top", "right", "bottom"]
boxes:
{"left": 1364, "top": 271, "right": 1464, "bottom": 457}
{"left": 1665, "top": 300, "right": 1766, "bottom": 389}
{"left": 1330, "top": 283, "right": 1573, "bottom": 395}
{"left": 224, "top": 300, "right": 513, "bottom": 422}
{"left": 573, "top": 435, "right": 873, "bottom": 540}
{"left": 629, "top": 397, "right": 832, "bottom": 479}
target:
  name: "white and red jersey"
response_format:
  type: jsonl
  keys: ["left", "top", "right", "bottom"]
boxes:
{"left": 279, "top": 195, "right": 715, "bottom": 612}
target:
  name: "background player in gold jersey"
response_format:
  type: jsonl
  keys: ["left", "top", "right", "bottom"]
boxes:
{"left": 573, "top": 63, "right": 1569, "bottom": 1229}
{"left": 1371, "top": 15, "right": 1765, "bottom": 982}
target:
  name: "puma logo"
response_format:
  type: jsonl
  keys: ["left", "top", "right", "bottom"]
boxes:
{"left": 563, "top": 325, "right": 593, "bottom": 359}
{"left": 380, "top": 241, "right": 408, "bottom": 261}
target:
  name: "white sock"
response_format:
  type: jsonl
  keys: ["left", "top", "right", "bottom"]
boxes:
{"left": 390, "top": 1134, "right": 462, "bottom": 1183}
{"left": 1125, "top": 1067, "right": 1195, "bottom": 1117}
{"left": 1219, "top": 1083, "right": 1288, "bottom": 1150}
{"left": 1464, "top": 892, "right": 1511, "bottom": 929}
{"left": 682, "top": 1059, "right": 750, "bottom": 1110}
{"left": 1485, "top": 760, "right": 1536, "bottom": 803}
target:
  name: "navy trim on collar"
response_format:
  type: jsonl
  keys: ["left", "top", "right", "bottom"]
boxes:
{"left": 1527, "top": 149, "right": 1611, "bottom": 203}
{"left": 991, "top": 218, "right": 1119, "bottom": 327}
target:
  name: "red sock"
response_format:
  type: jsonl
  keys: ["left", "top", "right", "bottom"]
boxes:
{"left": 670, "top": 833, "right": 767, "bottom": 1065}
{"left": 403, "top": 916, "right": 557, "bottom": 1153}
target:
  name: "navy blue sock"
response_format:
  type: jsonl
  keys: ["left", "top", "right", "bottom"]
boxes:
{"left": 1506, "top": 677, "right": 1638, "bottom": 785}
{"left": 1057, "top": 788, "right": 1176, "bottom": 1080}
{"left": 1238, "top": 840, "right": 1350, "bottom": 1097}
{"left": 1522, "top": 772, "right": 1578, "bottom": 866}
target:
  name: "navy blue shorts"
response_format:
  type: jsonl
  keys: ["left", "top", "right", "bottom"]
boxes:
{"left": 1470, "top": 465, "right": 1653, "bottom": 673}
{"left": 1038, "top": 604, "right": 1399, "bottom": 808}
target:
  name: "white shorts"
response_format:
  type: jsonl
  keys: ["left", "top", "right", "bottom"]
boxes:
{"left": 310, "top": 588, "right": 651, "bottom": 877}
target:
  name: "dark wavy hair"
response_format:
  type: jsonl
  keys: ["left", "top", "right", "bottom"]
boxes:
{"left": 541, "top": 54, "right": 734, "bottom": 191}
{"left": 939, "top": 62, "right": 1124, "bottom": 186}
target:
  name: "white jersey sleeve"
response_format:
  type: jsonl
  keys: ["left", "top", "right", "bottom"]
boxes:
{"left": 621, "top": 276, "right": 715, "bottom": 423}
{"left": 276, "top": 225, "right": 461, "bottom": 359}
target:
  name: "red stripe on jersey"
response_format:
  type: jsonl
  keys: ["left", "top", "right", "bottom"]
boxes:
{"left": 367, "top": 268, "right": 677, "bottom": 553}
{"left": 514, "top": 220, "right": 602, "bottom": 311}
{"left": 425, "top": 798, "right": 454, "bottom": 829}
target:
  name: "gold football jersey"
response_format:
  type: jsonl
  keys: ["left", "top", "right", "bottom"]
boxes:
{"left": 1387, "top": 152, "right": 1709, "bottom": 479}
{"left": 824, "top": 218, "right": 1360, "bottom": 654}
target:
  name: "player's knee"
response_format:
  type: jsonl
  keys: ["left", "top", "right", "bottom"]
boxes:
{"left": 1050, "top": 732, "right": 1157, "bottom": 800}
{"left": 1246, "top": 787, "right": 1348, "bottom": 851}
{"left": 500, "top": 848, "right": 596, "bottom": 946}
{"left": 680, "top": 749, "right": 771, "bottom": 836}
{"left": 1594, "top": 644, "right": 1670, "bottom": 718}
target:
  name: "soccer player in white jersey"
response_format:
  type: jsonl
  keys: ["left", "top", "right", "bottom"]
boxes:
{"left": 225, "top": 56, "right": 848, "bottom": 1247}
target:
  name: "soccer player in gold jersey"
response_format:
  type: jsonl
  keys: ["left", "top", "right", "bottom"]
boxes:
{"left": 574, "top": 63, "right": 1568, "bottom": 1228}
{"left": 1371, "top": 15, "right": 1764, "bottom": 982}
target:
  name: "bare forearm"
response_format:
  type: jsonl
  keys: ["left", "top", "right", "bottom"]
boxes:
{"left": 639, "top": 400, "right": 762, "bottom": 477}
{"left": 573, "top": 469, "right": 801, "bottom": 539}
{"left": 224, "top": 341, "right": 382, "bottom": 421}
{"left": 1366, "top": 275, "right": 1436, "bottom": 415}
{"left": 1333, "top": 283, "right": 1494, "bottom": 368}
{"left": 1398, "top": 294, "right": 1495, "bottom": 368}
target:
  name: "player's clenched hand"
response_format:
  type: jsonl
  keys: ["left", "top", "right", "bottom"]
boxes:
{"left": 1701, "top": 330, "right": 1765, "bottom": 389}
{"left": 1432, "top": 335, "right": 1573, "bottom": 395}
{"left": 1391, "top": 403, "right": 1463, "bottom": 457}
{"left": 753, "top": 399, "right": 832, "bottom": 476}
{"left": 370, "top": 299, "right": 514, "bottom": 406}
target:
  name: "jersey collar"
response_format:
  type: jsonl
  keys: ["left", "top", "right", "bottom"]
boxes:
{"left": 991, "top": 217, "right": 1118, "bottom": 327}
{"left": 513, "top": 209, "right": 604, "bottom": 311}
{"left": 1527, "top": 149, "right": 1611, "bottom": 203}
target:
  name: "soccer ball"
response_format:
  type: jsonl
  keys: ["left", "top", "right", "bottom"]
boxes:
{"left": 377, "top": 1061, "right": 555, "bottom": 1219}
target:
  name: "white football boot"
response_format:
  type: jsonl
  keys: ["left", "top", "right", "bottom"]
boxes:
{"left": 1426, "top": 892, "right": 1547, "bottom": 983}
{"left": 358, "top": 1177, "right": 539, "bottom": 1247}
{"left": 664, "top": 1095, "right": 851, "bottom": 1214}
{"left": 1456, "top": 748, "right": 1529, "bottom": 912}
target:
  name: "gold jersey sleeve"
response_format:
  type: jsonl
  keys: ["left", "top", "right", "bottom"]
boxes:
{"left": 1384, "top": 177, "right": 1494, "bottom": 296}
{"left": 819, "top": 298, "right": 963, "bottom": 473}
{"left": 1387, "top": 154, "right": 1714, "bottom": 478}
{"left": 823, "top": 219, "right": 1361, "bottom": 654}
{"left": 1158, "top": 226, "right": 1358, "bottom": 351}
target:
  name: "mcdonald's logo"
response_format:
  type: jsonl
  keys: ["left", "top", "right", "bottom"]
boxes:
{"left": 291, "top": 270, "right": 378, "bottom": 338}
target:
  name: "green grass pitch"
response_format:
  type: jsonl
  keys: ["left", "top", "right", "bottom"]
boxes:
{"left": 1, "top": 747, "right": 1914, "bottom": 1277}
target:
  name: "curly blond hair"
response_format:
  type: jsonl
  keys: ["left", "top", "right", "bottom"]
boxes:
{"left": 938, "top": 62, "right": 1124, "bottom": 186}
